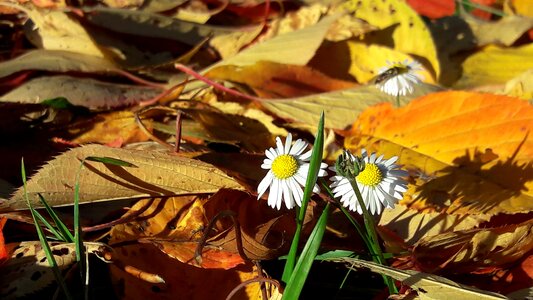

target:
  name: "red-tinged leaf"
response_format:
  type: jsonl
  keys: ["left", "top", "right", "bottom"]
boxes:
{"left": 406, "top": 0, "right": 455, "bottom": 18}
{"left": 0, "top": 217, "right": 7, "bottom": 264}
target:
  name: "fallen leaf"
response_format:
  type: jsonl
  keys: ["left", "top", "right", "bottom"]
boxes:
{"left": 378, "top": 204, "right": 490, "bottom": 247}
{"left": 345, "top": 91, "right": 533, "bottom": 216}
{"left": 205, "top": 13, "right": 340, "bottom": 72}
{"left": 23, "top": 8, "right": 108, "bottom": 57}
{"left": 0, "top": 50, "right": 118, "bottom": 79}
{"left": 346, "top": 0, "right": 441, "bottom": 79}
{"left": 331, "top": 257, "right": 507, "bottom": 300}
{"left": 453, "top": 43, "right": 533, "bottom": 89}
{"left": 109, "top": 243, "right": 263, "bottom": 300}
{"left": 0, "top": 241, "right": 108, "bottom": 299}
{"left": 406, "top": 0, "right": 455, "bottom": 18}
{"left": 206, "top": 61, "right": 357, "bottom": 98}
{"left": 69, "top": 111, "right": 152, "bottom": 145}
{"left": 412, "top": 219, "right": 533, "bottom": 274}
{"left": 3, "top": 144, "right": 243, "bottom": 211}
{"left": 260, "top": 84, "right": 442, "bottom": 130}
{"left": 465, "top": 15, "right": 533, "bottom": 47}
{"left": 0, "top": 217, "right": 6, "bottom": 264}
{"left": 0, "top": 75, "right": 161, "bottom": 109}
{"left": 504, "top": 69, "right": 533, "bottom": 99}
{"left": 347, "top": 42, "right": 435, "bottom": 84}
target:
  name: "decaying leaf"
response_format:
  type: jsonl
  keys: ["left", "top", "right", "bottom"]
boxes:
{"left": 413, "top": 219, "right": 533, "bottom": 273}
{"left": 504, "top": 69, "right": 533, "bottom": 99}
{"left": 109, "top": 243, "right": 263, "bottom": 300}
{"left": 331, "top": 258, "right": 507, "bottom": 300}
{"left": 0, "top": 76, "right": 161, "bottom": 109}
{"left": 378, "top": 204, "right": 490, "bottom": 248}
{"left": 206, "top": 61, "right": 357, "bottom": 98}
{"left": 260, "top": 84, "right": 442, "bottom": 130}
{"left": 111, "top": 189, "right": 302, "bottom": 267}
{"left": 3, "top": 145, "right": 243, "bottom": 211}
{"left": 0, "top": 241, "right": 109, "bottom": 299}
{"left": 346, "top": 91, "right": 533, "bottom": 216}
{"left": 0, "top": 50, "right": 119, "bottom": 79}
{"left": 69, "top": 111, "right": 152, "bottom": 145}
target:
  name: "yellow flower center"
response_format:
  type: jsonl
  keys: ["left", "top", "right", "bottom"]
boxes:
{"left": 356, "top": 163, "right": 383, "bottom": 187}
{"left": 271, "top": 154, "right": 299, "bottom": 179}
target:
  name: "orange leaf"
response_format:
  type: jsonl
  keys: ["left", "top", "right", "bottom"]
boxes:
{"left": 346, "top": 91, "right": 533, "bottom": 216}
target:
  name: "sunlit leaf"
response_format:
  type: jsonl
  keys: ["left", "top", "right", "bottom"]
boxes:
{"left": 3, "top": 145, "right": 243, "bottom": 211}
{"left": 453, "top": 44, "right": 533, "bottom": 89}
{"left": 413, "top": 219, "right": 533, "bottom": 273}
{"left": 345, "top": 0, "right": 441, "bottom": 79}
{"left": 345, "top": 91, "right": 533, "bottom": 216}
{"left": 329, "top": 258, "right": 507, "bottom": 300}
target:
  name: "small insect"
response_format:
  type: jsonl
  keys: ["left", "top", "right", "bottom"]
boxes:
{"left": 375, "top": 66, "right": 406, "bottom": 84}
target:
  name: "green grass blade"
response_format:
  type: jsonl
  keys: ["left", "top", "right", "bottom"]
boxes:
{"left": 85, "top": 156, "right": 136, "bottom": 167}
{"left": 281, "top": 112, "right": 325, "bottom": 282}
{"left": 283, "top": 203, "right": 330, "bottom": 299}
{"left": 22, "top": 159, "right": 73, "bottom": 300}
{"left": 38, "top": 194, "right": 74, "bottom": 243}
{"left": 74, "top": 159, "right": 88, "bottom": 300}
{"left": 33, "top": 209, "right": 64, "bottom": 241}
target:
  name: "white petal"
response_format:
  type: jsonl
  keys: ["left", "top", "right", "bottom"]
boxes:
{"left": 257, "top": 171, "right": 273, "bottom": 199}
{"left": 268, "top": 179, "right": 280, "bottom": 208}
{"left": 281, "top": 180, "right": 294, "bottom": 209}
{"left": 265, "top": 148, "right": 276, "bottom": 160}
{"left": 284, "top": 133, "right": 292, "bottom": 154}
{"left": 299, "top": 149, "right": 312, "bottom": 161}
{"left": 290, "top": 140, "right": 307, "bottom": 155}
{"left": 289, "top": 178, "right": 304, "bottom": 206}
{"left": 276, "top": 136, "right": 285, "bottom": 155}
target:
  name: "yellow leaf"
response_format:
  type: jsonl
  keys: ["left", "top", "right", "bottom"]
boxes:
{"left": 347, "top": 42, "right": 435, "bottom": 84}
{"left": 454, "top": 44, "right": 533, "bottom": 89}
{"left": 504, "top": 69, "right": 533, "bottom": 99}
{"left": 346, "top": 91, "right": 533, "bottom": 215}
{"left": 345, "top": 0, "right": 440, "bottom": 80}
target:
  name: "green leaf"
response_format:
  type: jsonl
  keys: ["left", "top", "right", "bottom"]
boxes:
{"left": 282, "top": 112, "right": 325, "bottom": 282}
{"left": 283, "top": 203, "right": 331, "bottom": 299}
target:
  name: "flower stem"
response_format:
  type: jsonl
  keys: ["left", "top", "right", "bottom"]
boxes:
{"left": 345, "top": 177, "right": 398, "bottom": 294}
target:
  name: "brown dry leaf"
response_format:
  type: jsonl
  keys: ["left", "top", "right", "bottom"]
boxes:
{"left": 183, "top": 108, "right": 275, "bottom": 152}
{"left": 0, "top": 50, "right": 119, "bottom": 79}
{"left": 111, "top": 190, "right": 300, "bottom": 266}
{"left": 109, "top": 243, "right": 265, "bottom": 300}
{"left": 465, "top": 15, "right": 533, "bottom": 47}
{"left": 209, "top": 25, "right": 263, "bottom": 59}
{"left": 3, "top": 145, "right": 243, "bottom": 211}
{"left": 70, "top": 111, "right": 152, "bottom": 145}
{"left": 206, "top": 61, "right": 357, "bottom": 98}
{"left": 412, "top": 219, "right": 533, "bottom": 273}
{"left": 333, "top": 258, "right": 507, "bottom": 300}
{"left": 346, "top": 91, "right": 533, "bottom": 216}
{"left": 379, "top": 204, "right": 490, "bottom": 248}
{"left": 0, "top": 241, "right": 108, "bottom": 299}
{"left": 0, "top": 75, "right": 161, "bottom": 110}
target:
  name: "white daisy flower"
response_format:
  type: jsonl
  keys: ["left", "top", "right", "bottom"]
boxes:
{"left": 257, "top": 133, "right": 328, "bottom": 210}
{"left": 375, "top": 59, "right": 424, "bottom": 97}
{"left": 330, "top": 149, "right": 408, "bottom": 215}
